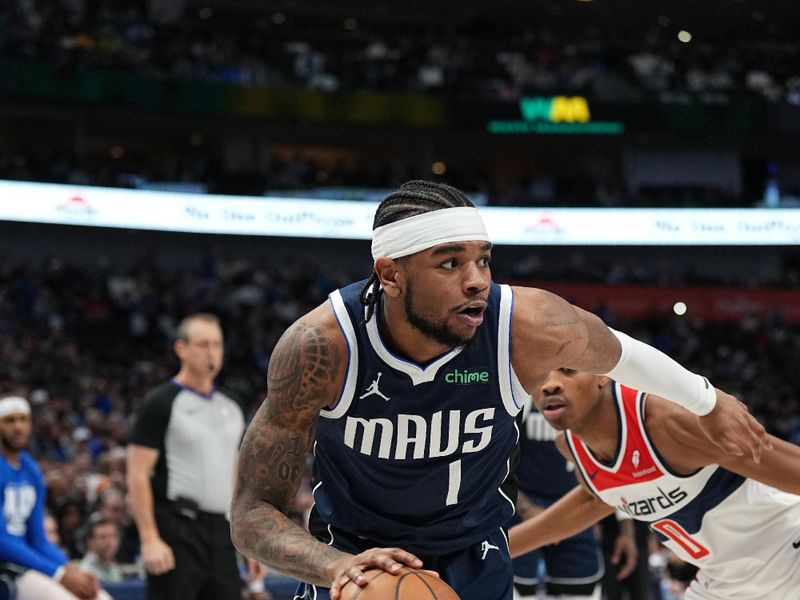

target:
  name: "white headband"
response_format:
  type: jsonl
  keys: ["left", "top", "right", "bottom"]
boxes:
{"left": 0, "top": 396, "right": 31, "bottom": 419}
{"left": 371, "top": 207, "right": 489, "bottom": 261}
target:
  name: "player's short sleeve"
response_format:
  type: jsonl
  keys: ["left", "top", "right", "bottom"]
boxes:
{"left": 128, "top": 382, "right": 178, "bottom": 449}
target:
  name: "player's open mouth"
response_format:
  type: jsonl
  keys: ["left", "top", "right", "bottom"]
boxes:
{"left": 543, "top": 399, "right": 566, "bottom": 416}
{"left": 458, "top": 303, "right": 486, "bottom": 327}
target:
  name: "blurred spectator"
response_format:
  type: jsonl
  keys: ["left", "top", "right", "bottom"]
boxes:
{"left": 44, "top": 513, "right": 62, "bottom": 547}
{"left": 79, "top": 517, "right": 124, "bottom": 584}
{"left": 95, "top": 490, "right": 140, "bottom": 568}
{"left": 53, "top": 498, "right": 87, "bottom": 560}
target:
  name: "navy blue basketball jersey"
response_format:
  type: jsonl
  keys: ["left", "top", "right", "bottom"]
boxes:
{"left": 312, "top": 280, "right": 528, "bottom": 555}
{"left": 517, "top": 405, "right": 579, "bottom": 499}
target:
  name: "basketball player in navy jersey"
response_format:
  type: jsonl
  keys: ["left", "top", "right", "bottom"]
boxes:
{"left": 230, "top": 181, "right": 769, "bottom": 600}
{"left": 509, "top": 369, "right": 800, "bottom": 599}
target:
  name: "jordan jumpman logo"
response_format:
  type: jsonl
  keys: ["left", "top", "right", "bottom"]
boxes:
{"left": 480, "top": 540, "right": 500, "bottom": 560}
{"left": 359, "top": 372, "right": 390, "bottom": 401}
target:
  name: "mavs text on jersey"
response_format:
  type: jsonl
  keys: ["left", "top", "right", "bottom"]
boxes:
{"left": 311, "top": 280, "right": 527, "bottom": 555}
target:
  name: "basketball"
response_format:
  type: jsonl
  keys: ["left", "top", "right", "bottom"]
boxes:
{"left": 339, "top": 567, "right": 460, "bottom": 600}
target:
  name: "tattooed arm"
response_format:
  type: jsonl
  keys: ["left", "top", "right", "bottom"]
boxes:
{"left": 230, "top": 305, "right": 421, "bottom": 596}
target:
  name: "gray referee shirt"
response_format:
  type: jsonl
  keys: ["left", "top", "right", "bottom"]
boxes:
{"left": 129, "top": 379, "right": 245, "bottom": 515}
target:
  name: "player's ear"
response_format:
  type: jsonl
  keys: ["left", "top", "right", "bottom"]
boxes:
{"left": 375, "top": 257, "right": 403, "bottom": 297}
{"left": 596, "top": 375, "right": 611, "bottom": 388}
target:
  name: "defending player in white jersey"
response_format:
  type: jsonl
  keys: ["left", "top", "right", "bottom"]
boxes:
{"left": 508, "top": 368, "right": 800, "bottom": 600}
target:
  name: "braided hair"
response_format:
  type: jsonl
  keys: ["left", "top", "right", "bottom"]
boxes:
{"left": 360, "top": 180, "right": 475, "bottom": 322}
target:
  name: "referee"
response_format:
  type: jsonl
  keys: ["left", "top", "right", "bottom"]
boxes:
{"left": 127, "top": 313, "right": 265, "bottom": 600}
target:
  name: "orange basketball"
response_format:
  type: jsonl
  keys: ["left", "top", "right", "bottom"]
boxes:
{"left": 340, "top": 567, "right": 460, "bottom": 600}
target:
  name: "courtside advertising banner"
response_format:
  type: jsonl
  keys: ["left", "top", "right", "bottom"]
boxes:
{"left": 2, "top": 179, "right": 800, "bottom": 245}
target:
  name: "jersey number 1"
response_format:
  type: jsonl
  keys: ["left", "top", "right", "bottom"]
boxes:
{"left": 652, "top": 519, "right": 710, "bottom": 559}
{"left": 446, "top": 459, "right": 462, "bottom": 505}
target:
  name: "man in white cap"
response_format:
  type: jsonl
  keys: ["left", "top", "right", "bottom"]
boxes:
{"left": 229, "top": 180, "right": 770, "bottom": 600}
{"left": 0, "top": 395, "right": 111, "bottom": 600}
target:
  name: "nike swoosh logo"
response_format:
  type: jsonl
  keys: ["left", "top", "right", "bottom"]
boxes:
{"left": 588, "top": 470, "right": 599, "bottom": 481}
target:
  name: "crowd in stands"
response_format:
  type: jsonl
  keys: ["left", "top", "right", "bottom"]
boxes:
{"left": 5, "top": 2, "right": 799, "bottom": 206}
{"left": 0, "top": 150, "right": 610, "bottom": 207}
{"left": 0, "top": 252, "right": 338, "bottom": 598}
{"left": 1, "top": 148, "right": 781, "bottom": 208}
{"left": 3, "top": 0, "right": 800, "bottom": 105}
{"left": 1, "top": 248, "right": 798, "bottom": 593}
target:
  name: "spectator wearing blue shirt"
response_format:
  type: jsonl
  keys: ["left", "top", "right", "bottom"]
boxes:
{"left": 0, "top": 396, "right": 111, "bottom": 600}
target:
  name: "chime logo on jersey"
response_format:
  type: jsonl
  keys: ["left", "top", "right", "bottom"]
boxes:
{"left": 616, "top": 486, "right": 689, "bottom": 517}
{"left": 444, "top": 368, "right": 490, "bottom": 385}
{"left": 343, "top": 408, "right": 496, "bottom": 460}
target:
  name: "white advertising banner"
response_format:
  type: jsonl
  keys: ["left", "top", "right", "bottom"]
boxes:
{"left": 1, "top": 179, "right": 799, "bottom": 245}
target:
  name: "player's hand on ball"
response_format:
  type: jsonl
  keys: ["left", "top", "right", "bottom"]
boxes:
{"left": 326, "top": 547, "right": 424, "bottom": 600}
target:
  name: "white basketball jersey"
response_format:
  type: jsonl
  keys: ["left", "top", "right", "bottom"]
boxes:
{"left": 566, "top": 383, "right": 800, "bottom": 600}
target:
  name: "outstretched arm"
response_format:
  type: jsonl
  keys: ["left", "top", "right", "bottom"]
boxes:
{"left": 230, "top": 315, "right": 421, "bottom": 597}
{"left": 509, "top": 484, "right": 614, "bottom": 558}
{"left": 509, "top": 432, "right": 614, "bottom": 557}
{"left": 648, "top": 395, "right": 800, "bottom": 496}
{"left": 510, "top": 286, "right": 770, "bottom": 462}
{"left": 598, "top": 327, "right": 769, "bottom": 462}
{"left": 728, "top": 433, "right": 800, "bottom": 495}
